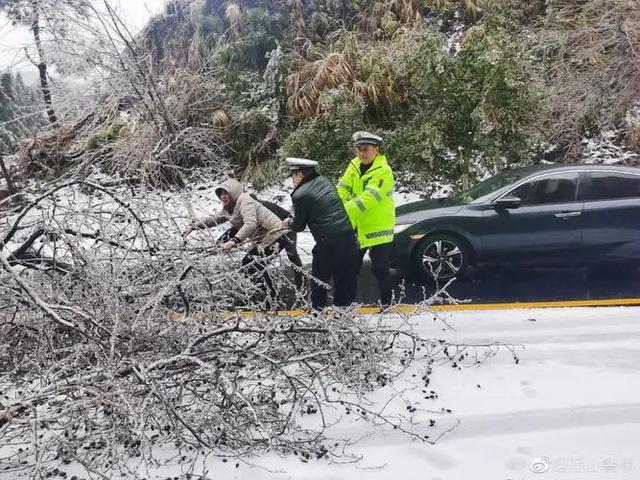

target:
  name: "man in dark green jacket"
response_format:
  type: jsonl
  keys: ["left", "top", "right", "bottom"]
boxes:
{"left": 282, "top": 158, "right": 358, "bottom": 309}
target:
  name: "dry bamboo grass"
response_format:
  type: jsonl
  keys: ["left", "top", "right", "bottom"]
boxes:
{"left": 538, "top": 0, "right": 640, "bottom": 156}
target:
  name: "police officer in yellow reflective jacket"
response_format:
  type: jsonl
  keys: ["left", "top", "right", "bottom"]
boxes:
{"left": 337, "top": 131, "right": 396, "bottom": 305}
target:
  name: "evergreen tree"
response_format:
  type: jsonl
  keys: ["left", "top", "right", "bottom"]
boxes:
{"left": 0, "top": 71, "right": 45, "bottom": 152}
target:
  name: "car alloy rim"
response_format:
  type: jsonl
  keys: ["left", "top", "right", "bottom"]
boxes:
{"left": 422, "top": 240, "right": 463, "bottom": 278}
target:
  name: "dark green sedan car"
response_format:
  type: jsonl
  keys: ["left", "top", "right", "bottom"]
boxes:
{"left": 392, "top": 164, "right": 640, "bottom": 280}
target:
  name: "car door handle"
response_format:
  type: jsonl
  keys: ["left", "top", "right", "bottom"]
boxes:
{"left": 554, "top": 211, "right": 582, "bottom": 219}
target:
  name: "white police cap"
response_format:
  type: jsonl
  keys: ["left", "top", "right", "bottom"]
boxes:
{"left": 352, "top": 131, "right": 383, "bottom": 146}
{"left": 285, "top": 157, "right": 318, "bottom": 170}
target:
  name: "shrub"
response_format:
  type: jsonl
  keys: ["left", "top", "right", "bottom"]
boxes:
{"left": 279, "top": 89, "right": 369, "bottom": 177}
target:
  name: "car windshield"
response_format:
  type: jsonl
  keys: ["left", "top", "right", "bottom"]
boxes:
{"left": 452, "top": 171, "right": 521, "bottom": 204}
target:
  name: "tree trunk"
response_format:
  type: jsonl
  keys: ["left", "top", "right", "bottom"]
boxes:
{"left": 0, "top": 153, "right": 17, "bottom": 195}
{"left": 30, "top": 0, "right": 57, "bottom": 126}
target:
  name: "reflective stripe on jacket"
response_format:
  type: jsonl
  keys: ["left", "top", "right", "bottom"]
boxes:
{"left": 337, "top": 154, "right": 395, "bottom": 248}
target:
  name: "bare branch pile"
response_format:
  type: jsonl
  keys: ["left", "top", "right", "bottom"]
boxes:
{"left": 0, "top": 177, "right": 514, "bottom": 478}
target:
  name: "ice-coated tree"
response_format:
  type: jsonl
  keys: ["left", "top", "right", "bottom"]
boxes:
{"left": 0, "top": 0, "right": 91, "bottom": 125}
{"left": 0, "top": 71, "right": 44, "bottom": 151}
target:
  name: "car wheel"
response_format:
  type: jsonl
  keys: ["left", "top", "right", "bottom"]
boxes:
{"left": 413, "top": 233, "right": 469, "bottom": 281}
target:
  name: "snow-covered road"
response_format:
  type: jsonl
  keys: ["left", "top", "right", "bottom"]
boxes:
{"left": 2, "top": 295, "right": 638, "bottom": 479}
{"left": 208, "top": 306, "right": 640, "bottom": 480}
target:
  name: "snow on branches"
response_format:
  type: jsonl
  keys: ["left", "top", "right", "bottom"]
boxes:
{"left": 0, "top": 177, "right": 518, "bottom": 478}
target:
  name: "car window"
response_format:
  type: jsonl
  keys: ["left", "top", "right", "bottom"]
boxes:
{"left": 509, "top": 172, "right": 579, "bottom": 206}
{"left": 585, "top": 172, "right": 640, "bottom": 201}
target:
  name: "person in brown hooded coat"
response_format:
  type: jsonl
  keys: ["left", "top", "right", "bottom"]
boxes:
{"left": 183, "top": 178, "right": 292, "bottom": 302}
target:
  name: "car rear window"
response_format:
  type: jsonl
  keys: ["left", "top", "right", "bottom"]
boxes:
{"left": 585, "top": 172, "right": 640, "bottom": 201}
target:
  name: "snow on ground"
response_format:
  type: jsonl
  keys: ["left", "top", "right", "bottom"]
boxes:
{"left": 205, "top": 306, "right": 640, "bottom": 480}
{"left": 22, "top": 306, "right": 635, "bottom": 480}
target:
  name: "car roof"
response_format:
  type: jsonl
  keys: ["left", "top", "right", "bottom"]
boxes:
{"left": 508, "top": 163, "right": 640, "bottom": 177}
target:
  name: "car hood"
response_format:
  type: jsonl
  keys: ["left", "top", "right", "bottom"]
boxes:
{"left": 395, "top": 197, "right": 465, "bottom": 224}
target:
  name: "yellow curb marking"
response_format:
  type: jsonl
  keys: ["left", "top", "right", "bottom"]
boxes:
{"left": 170, "top": 298, "right": 640, "bottom": 321}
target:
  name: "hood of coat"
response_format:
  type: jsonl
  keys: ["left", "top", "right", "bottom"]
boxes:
{"left": 215, "top": 178, "right": 243, "bottom": 202}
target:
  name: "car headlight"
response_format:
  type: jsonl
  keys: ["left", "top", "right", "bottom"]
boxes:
{"left": 394, "top": 224, "right": 411, "bottom": 234}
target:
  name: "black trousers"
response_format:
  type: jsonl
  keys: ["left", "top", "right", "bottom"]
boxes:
{"left": 220, "top": 227, "right": 303, "bottom": 289}
{"left": 240, "top": 234, "right": 298, "bottom": 302}
{"left": 281, "top": 231, "right": 304, "bottom": 289}
{"left": 310, "top": 232, "right": 359, "bottom": 309}
{"left": 357, "top": 242, "right": 393, "bottom": 305}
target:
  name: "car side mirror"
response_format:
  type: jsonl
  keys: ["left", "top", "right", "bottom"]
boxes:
{"left": 493, "top": 196, "right": 522, "bottom": 210}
